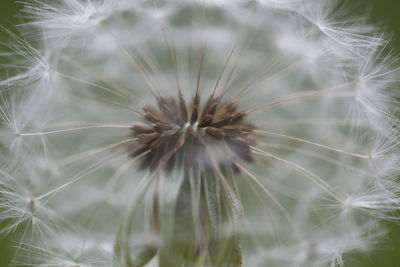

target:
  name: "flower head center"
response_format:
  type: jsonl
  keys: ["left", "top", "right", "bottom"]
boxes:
{"left": 129, "top": 93, "right": 255, "bottom": 172}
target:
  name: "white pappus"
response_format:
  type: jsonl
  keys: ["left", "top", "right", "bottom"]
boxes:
{"left": 0, "top": 0, "right": 399, "bottom": 266}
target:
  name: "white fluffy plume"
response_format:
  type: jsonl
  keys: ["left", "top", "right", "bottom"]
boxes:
{"left": 0, "top": 0, "right": 399, "bottom": 266}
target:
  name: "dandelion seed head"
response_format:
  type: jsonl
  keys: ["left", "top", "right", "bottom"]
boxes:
{"left": 1, "top": 0, "right": 400, "bottom": 266}
{"left": 130, "top": 93, "right": 255, "bottom": 172}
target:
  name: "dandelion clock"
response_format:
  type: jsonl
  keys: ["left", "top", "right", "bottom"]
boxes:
{"left": 1, "top": 0, "right": 400, "bottom": 266}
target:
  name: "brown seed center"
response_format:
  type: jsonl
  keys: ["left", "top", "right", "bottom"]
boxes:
{"left": 129, "top": 93, "right": 255, "bottom": 172}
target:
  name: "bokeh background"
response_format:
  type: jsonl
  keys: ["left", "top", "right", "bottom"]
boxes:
{"left": 0, "top": 0, "right": 399, "bottom": 266}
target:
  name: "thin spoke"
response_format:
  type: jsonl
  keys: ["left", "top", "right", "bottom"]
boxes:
{"left": 234, "top": 161, "right": 302, "bottom": 242}
{"left": 92, "top": 95, "right": 143, "bottom": 115}
{"left": 229, "top": 26, "right": 318, "bottom": 101}
{"left": 152, "top": 8, "right": 189, "bottom": 121}
{"left": 58, "top": 138, "right": 138, "bottom": 170}
{"left": 35, "top": 151, "right": 149, "bottom": 202}
{"left": 18, "top": 124, "right": 132, "bottom": 137}
{"left": 211, "top": 4, "right": 257, "bottom": 97}
{"left": 253, "top": 129, "right": 370, "bottom": 159}
{"left": 251, "top": 161, "right": 307, "bottom": 200}
{"left": 251, "top": 146, "right": 341, "bottom": 201}
{"left": 256, "top": 118, "right": 368, "bottom": 127}
{"left": 232, "top": 58, "right": 302, "bottom": 102}
{"left": 60, "top": 55, "right": 134, "bottom": 98}
{"left": 159, "top": 23, "right": 182, "bottom": 95}
{"left": 220, "top": 33, "right": 256, "bottom": 99}
{"left": 78, "top": 158, "right": 139, "bottom": 263}
{"left": 35, "top": 153, "right": 128, "bottom": 201}
{"left": 259, "top": 142, "right": 369, "bottom": 176}
{"left": 54, "top": 71, "right": 129, "bottom": 100}
{"left": 196, "top": 0, "right": 206, "bottom": 96}
{"left": 246, "top": 80, "right": 358, "bottom": 114}
{"left": 99, "top": 23, "right": 160, "bottom": 98}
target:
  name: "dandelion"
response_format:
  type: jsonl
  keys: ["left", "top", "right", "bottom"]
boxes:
{"left": 1, "top": 0, "right": 399, "bottom": 266}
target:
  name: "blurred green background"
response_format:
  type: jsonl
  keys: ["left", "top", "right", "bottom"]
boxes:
{"left": 0, "top": 0, "right": 399, "bottom": 266}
